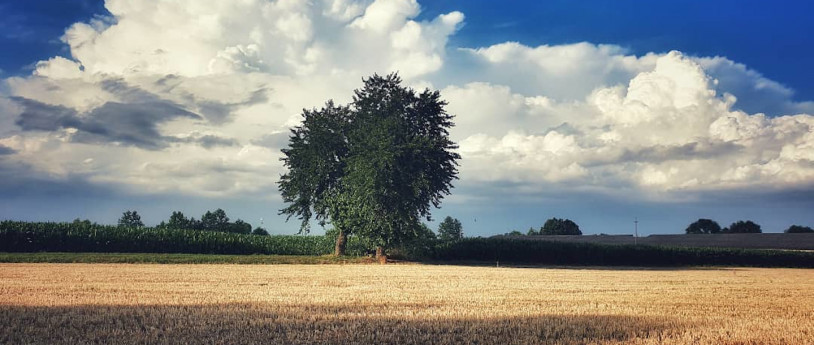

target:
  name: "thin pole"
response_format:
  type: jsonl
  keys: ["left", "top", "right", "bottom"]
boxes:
{"left": 634, "top": 217, "right": 639, "bottom": 245}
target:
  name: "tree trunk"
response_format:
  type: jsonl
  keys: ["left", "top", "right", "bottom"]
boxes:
{"left": 334, "top": 229, "right": 347, "bottom": 256}
{"left": 376, "top": 246, "right": 387, "bottom": 264}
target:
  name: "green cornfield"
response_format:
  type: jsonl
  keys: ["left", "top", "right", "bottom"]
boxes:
{"left": 0, "top": 221, "right": 369, "bottom": 256}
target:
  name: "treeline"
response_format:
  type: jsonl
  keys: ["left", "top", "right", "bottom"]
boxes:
{"left": 2, "top": 220, "right": 813, "bottom": 268}
{"left": 504, "top": 218, "right": 813, "bottom": 236}
{"left": 434, "top": 238, "right": 814, "bottom": 268}
{"left": 685, "top": 219, "right": 813, "bottom": 234}
{"left": 115, "top": 209, "right": 269, "bottom": 236}
{"left": 506, "top": 218, "right": 583, "bottom": 236}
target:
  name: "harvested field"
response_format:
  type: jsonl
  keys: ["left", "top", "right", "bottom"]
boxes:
{"left": 1, "top": 264, "right": 812, "bottom": 344}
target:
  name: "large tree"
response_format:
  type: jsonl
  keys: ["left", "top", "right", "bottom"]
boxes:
{"left": 279, "top": 101, "right": 353, "bottom": 255}
{"left": 279, "top": 74, "right": 460, "bottom": 257}
{"left": 540, "top": 218, "right": 582, "bottom": 235}
{"left": 685, "top": 218, "right": 722, "bottom": 234}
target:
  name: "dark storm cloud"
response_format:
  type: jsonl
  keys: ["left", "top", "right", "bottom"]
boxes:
{"left": 13, "top": 97, "right": 81, "bottom": 131}
{"left": 250, "top": 132, "right": 290, "bottom": 149}
{"left": 167, "top": 134, "right": 239, "bottom": 149}
{"left": 0, "top": 159, "right": 112, "bottom": 199}
{"left": 13, "top": 96, "right": 202, "bottom": 150}
{"left": 70, "top": 101, "right": 200, "bottom": 149}
{"left": 195, "top": 135, "right": 238, "bottom": 149}
{"left": 0, "top": 144, "right": 16, "bottom": 155}
{"left": 187, "top": 88, "right": 269, "bottom": 124}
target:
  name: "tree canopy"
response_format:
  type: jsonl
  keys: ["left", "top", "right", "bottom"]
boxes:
{"left": 279, "top": 73, "right": 460, "bottom": 255}
{"left": 685, "top": 218, "right": 722, "bottom": 234}
{"left": 723, "top": 220, "right": 762, "bottom": 233}
{"left": 438, "top": 216, "right": 463, "bottom": 241}
{"left": 785, "top": 225, "right": 814, "bottom": 233}
{"left": 118, "top": 210, "right": 144, "bottom": 228}
{"left": 540, "top": 218, "right": 582, "bottom": 235}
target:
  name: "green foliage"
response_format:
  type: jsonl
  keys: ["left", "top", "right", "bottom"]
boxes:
{"left": 280, "top": 74, "right": 460, "bottom": 252}
{"left": 433, "top": 238, "right": 814, "bottom": 268}
{"left": 0, "top": 221, "right": 368, "bottom": 256}
{"left": 438, "top": 216, "right": 463, "bottom": 241}
{"left": 201, "top": 209, "right": 229, "bottom": 231}
{"left": 540, "top": 218, "right": 582, "bottom": 235}
{"left": 390, "top": 223, "right": 439, "bottom": 260}
{"left": 161, "top": 209, "right": 251, "bottom": 234}
{"left": 279, "top": 101, "right": 352, "bottom": 234}
{"left": 527, "top": 227, "right": 538, "bottom": 236}
{"left": 252, "top": 227, "right": 270, "bottom": 236}
{"left": 785, "top": 225, "right": 814, "bottom": 233}
{"left": 685, "top": 218, "right": 722, "bottom": 234}
{"left": 118, "top": 210, "right": 144, "bottom": 228}
{"left": 506, "top": 230, "right": 523, "bottom": 236}
{"left": 723, "top": 220, "right": 762, "bottom": 233}
{"left": 168, "top": 211, "right": 193, "bottom": 230}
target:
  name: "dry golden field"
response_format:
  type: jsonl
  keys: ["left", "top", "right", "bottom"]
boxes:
{"left": 0, "top": 263, "right": 812, "bottom": 344}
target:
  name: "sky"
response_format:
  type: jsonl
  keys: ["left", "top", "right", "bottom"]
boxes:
{"left": 0, "top": 0, "right": 812, "bottom": 236}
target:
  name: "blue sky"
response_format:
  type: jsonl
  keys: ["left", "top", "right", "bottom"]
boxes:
{"left": 0, "top": 0, "right": 812, "bottom": 236}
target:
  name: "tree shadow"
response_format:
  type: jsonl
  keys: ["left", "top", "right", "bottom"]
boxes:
{"left": 419, "top": 260, "right": 737, "bottom": 271}
{"left": 0, "top": 303, "right": 686, "bottom": 344}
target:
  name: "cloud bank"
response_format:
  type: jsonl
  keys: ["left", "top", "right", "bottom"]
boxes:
{"left": 0, "top": 0, "right": 812, "bottom": 204}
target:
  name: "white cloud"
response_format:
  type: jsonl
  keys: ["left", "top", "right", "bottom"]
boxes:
{"left": 0, "top": 0, "right": 812, "bottom": 202}
{"left": 454, "top": 51, "right": 814, "bottom": 197}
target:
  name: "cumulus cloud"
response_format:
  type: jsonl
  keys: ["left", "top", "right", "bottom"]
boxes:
{"left": 0, "top": 0, "right": 811, "bottom": 202}
{"left": 454, "top": 51, "right": 814, "bottom": 198}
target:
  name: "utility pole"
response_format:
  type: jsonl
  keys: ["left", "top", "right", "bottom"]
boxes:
{"left": 634, "top": 217, "right": 639, "bottom": 245}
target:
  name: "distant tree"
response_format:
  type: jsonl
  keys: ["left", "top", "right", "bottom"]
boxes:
{"left": 723, "top": 220, "right": 762, "bottom": 233}
{"left": 228, "top": 219, "right": 252, "bottom": 234}
{"left": 201, "top": 209, "right": 229, "bottom": 231}
{"left": 188, "top": 217, "right": 203, "bottom": 230}
{"left": 506, "top": 230, "right": 523, "bottom": 236}
{"left": 252, "top": 227, "right": 270, "bottom": 236}
{"left": 540, "top": 218, "right": 582, "bottom": 235}
{"left": 527, "top": 227, "right": 538, "bottom": 236}
{"left": 785, "top": 225, "right": 814, "bottom": 233}
{"left": 72, "top": 218, "right": 92, "bottom": 227}
{"left": 437, "top": 216, "right": 463, "bottom": 241}
{"left": 167, "top": 211, "right": 192, "bottom": 230}
{"left": 118, "top": 210, "right": 144, "bottom": 228}
{"left": 685, "top": 218, "right": 722, "bottom": 234}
